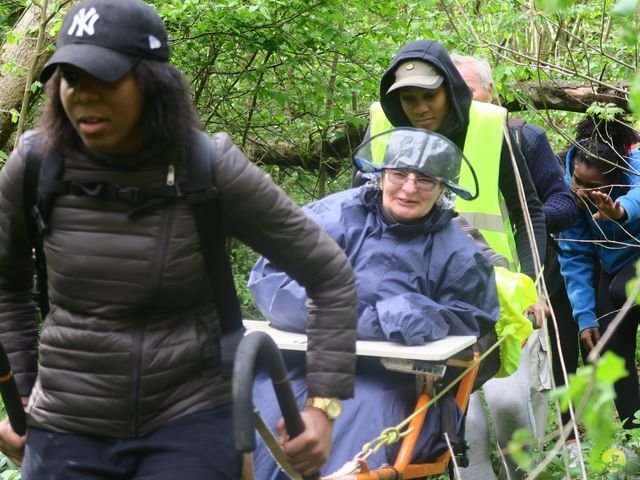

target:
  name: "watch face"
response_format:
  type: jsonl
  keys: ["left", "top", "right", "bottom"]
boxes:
{"left": 306, "top": 397, "right": 342, "bottom": 420}
{"left": 326, "top": 399, "right": 342, "bottom": 419}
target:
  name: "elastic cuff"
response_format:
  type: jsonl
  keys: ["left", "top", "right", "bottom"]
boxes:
{"left": 577, "top": 318, "right": 599, "bottom": 332}
{"left": 615, "top": 209, "right": 629, "bottom": 224}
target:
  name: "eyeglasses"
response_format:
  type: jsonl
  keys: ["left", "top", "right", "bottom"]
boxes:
{"left": 385, "top": 169, "right": 439, "bottom": 192}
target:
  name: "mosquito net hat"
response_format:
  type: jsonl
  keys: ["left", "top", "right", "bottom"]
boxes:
{"left": 352, "top": 127, "right": 477, "bottom": 200}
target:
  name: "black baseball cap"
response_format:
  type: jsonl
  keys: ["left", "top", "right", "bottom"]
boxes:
{"left": 40, "top": 0, "right": 169, "bottom": 83}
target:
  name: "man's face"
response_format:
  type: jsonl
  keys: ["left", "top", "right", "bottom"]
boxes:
{"left": 455, "top": 63, "right": 493, "bottom": 103}
{"left": 398, "top": 85, "right": 450, "bottom": 132}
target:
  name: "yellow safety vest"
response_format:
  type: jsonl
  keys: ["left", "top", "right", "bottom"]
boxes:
{"left": 368, "top": 101, "right": 518, "bottom": 270}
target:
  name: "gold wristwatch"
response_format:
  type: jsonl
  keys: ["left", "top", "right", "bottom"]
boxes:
{"left": 304, "top": 397, "right": 343, "bottom": 421}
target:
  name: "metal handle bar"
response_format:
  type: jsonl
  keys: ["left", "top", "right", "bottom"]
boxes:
{"left": 233, "top": 331, "right": 319, "bottom": 480}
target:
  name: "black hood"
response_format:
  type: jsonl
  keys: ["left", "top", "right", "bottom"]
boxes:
{"left": 380, "top": 40, "right": 472, "bottom": 150}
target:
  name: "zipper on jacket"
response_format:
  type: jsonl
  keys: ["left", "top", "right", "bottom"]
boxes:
{"left": 166, "top": 164, "right": 175, "bottom": 186}
{"left": 128, "top": 205, "right": 175, "bottom": 437}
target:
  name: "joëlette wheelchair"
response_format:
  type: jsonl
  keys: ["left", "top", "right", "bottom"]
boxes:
{"left": 234, "top": 320, "right": 488, "bottom": 480}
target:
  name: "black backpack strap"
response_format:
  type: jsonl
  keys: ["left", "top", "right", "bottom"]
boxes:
{"left": 186, "top": 131, "right": 243, "bottom": 335}
{"left": 34, "top": 146, "right": 65, "bottom": 236}
{"left": 22, "top": 141, "right": 42, "bottom": 247}
{"left": 22, "top": 139, "right": 58, "bottom": 317}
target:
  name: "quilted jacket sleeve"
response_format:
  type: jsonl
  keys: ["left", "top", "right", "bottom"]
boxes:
{"left": 211, "top": 133, "right": 357, "bottom": 399}
{"left": 0, "top": 134, "right": 42, "bottom": 395}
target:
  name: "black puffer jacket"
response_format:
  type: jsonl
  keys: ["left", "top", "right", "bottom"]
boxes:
{"left": 0, "top": 130, "right": 357, "bottom": 438}
{"left": 379, "top": 40, "right": 547, "bottom": 279}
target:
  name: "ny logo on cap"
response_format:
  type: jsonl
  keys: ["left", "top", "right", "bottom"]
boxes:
{"left": 67, "top": 7, "right": 100, "bottom": 37}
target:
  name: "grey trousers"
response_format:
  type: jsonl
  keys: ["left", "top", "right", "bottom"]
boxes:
{"left": 459, "top": 331, "right": 550, "bottom": 479}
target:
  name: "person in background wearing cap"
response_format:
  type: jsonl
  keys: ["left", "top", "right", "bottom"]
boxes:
{"left": 0, "top": 0, "right": 358, "bottom": 478}
{"left": 249, "top": 128, "right": 500, "bottom": 478}
{"left": 452, "top": 54, "right": 578, "bottom": 480}
{"left": 362, "top": 40, "right": 547, "bottom": 478}
{"left": 368, "top": 40, "right": 546, "bottom": 297}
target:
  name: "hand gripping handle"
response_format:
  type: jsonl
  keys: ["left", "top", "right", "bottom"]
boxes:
{"left": 233, "top": 331, "right": 319, "bottom": 480}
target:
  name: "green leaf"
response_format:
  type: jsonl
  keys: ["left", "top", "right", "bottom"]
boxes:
{"left": 9, "top": 109, "right": 20, "bottom": 124}
{"left": 5, "top": 31, "right": 19, "bottom": 45}
{"left": 586, "top": 102, "right": 625, "bottom": 122}
{"left": 613, "top": 0, "right": 639, "bottom": 16}
{"left": 508, "top": 428, "right": 535, "bottom": 470}
{"left": 630, "top": 74, "right": 640, "bottom": 116}
{"left": 266, "top": 90, "right": 290, "bottom": 105}
{"left": 49, "top": 18, "right": 63, "bottom": 37}
{"left": 595, "top": 351, "right": 628, "bottom": 383}
{"left": 535, "top": 0, "right": 575, "bottom": 13}
{"left": 30, "top": 80, "right": 42, "bottom": 93}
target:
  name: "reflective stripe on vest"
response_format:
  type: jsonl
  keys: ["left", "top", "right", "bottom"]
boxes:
{"left": 368, "top": 100, "right": 518, "bottom": 270}
{"left": 458, "top": 101, "right": 518, "bottom": 270}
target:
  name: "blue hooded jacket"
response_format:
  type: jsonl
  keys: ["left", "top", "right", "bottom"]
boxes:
{"left": 558, "top": 145, "right": 640, "bottom": 331}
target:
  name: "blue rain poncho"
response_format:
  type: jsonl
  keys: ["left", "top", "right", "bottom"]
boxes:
{"left": 250, "top": 187, "right": 498, "bottom": 343}
{"left": 249, "top": 186, "right": 499, "bottom": 477}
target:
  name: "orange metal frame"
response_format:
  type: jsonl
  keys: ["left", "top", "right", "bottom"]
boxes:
{"left": 339, "top": 352, "right": 480, "bottom": 480}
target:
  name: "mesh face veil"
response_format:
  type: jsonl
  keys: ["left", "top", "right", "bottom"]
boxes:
{"left": 353, "top": 127, "right": 478, "bottom": 200}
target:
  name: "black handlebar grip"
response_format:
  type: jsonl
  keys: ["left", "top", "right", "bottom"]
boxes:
{"left": 0, "top": 343, "right": 27, "bottom": 436}
{"left": 233, "top": 331, "right": 319, "bottom": 480}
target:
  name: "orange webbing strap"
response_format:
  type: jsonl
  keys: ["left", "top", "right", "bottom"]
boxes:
{"left": 342, "top": 466, "right": 401, "bottom": 479}
{"left": 329, "top": 352, "right": 485, "bottom": 480}
{"left": 395, "top": 352, "right": 480, "bottom": 479}
{"left": 393, "top": 391, "right": 431, "bottom": 472}
{"left": 454, "top": 352, "right": 480, "bottom": 413}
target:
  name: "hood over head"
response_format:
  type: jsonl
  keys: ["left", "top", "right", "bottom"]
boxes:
{"left": 380, "top": 40, "right": 472, "bottom": 149}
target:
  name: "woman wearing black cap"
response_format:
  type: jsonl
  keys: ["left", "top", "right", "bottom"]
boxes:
{"left": 0, "top": 0, "right": 358, "bottom": 478}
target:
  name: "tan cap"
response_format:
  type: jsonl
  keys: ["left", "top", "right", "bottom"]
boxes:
{"left": 387, "top": 60, "right": 444, "bottom": 93}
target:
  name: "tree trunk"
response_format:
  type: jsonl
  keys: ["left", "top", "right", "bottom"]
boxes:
{"left": 0, "top": 1, "right": 78, "bottom": 151}
{"left": 246, "top": 78, "right": 631, "bottom": 169}
{"left": 1, "top": 6, "right": 45, "bottom": 149}
{"left": 499, "top": 80, "right": 630, "bottom": 113}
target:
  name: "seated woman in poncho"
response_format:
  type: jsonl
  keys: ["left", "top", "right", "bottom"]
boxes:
{"left": 248, "top": 128, "right": 500, "bottom": 478}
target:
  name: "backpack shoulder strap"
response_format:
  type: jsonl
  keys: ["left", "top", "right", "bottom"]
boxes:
{"left": 21, "top": 137, "right": 55, "bottom": 317}
{"left": 22, "top": 139, "right": 43, "bottom": 248}
{"left": 186, "top": 131, "right": 243, "bottom": 335}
